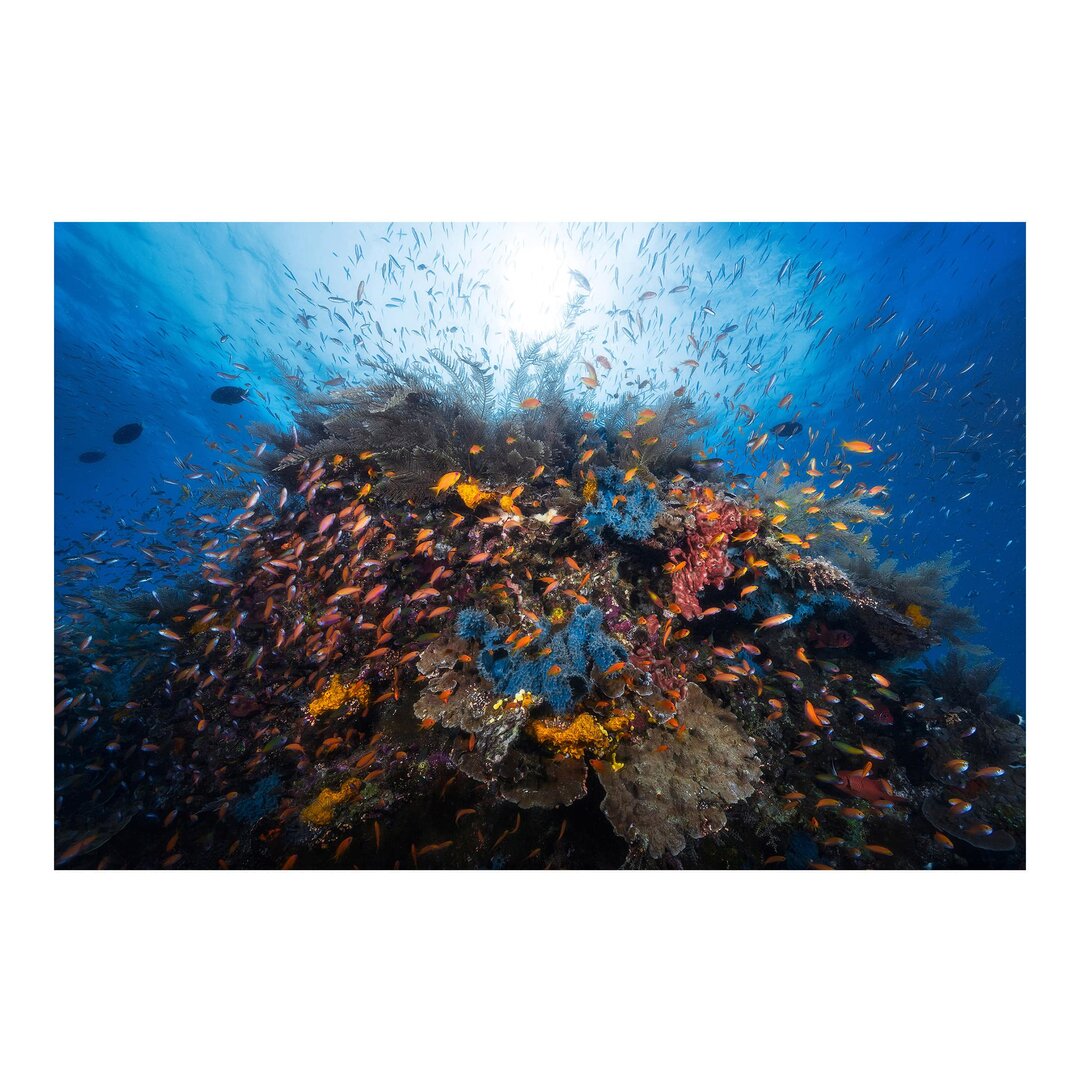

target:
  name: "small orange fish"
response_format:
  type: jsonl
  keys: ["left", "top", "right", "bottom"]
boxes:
{"left": 757, "top": 613, "right": 793, "bottom": 631}
{"left": 432, "top": 471, "right": 462, "bottom": 495}
{"left": 519, "top": 398, "right": 542, "bottom": 410}
{"left": 841, "top": 440, "right": 874, "bottom": 454}
{"left": 416, "top": 841, "right": 453, "bottom": 857}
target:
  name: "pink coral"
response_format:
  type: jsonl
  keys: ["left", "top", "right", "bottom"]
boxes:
{"left": 631, "top": 614, "right": 686, "bottom": 697}
{"left": 669, "top": 493, "right": 750, "bottom": 619}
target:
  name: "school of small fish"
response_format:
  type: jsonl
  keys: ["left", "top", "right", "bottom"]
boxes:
{"left": 53, "top": 222, "right": 1025, "bottom": 869}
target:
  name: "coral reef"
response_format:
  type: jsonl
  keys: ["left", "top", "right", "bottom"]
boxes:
{"left": 300, "top": 777, "right": 365, "bottom": 827}
{"left": 308, "top": 675, "right": 370, "bottom": 718}
{"left": 597, "top": 686, "right": 761, "bottom": 858}
{"left": 832, "top": 549, "right": 984, "bottom": 650}
{"left": 455, "top": 604, "right": 628, "bottom": 714}
{"left": 581, "top": 467, "right": 663, "bottom": 543}
{"left": 529, "top": 712, "right": 620, "bottom": 758}
{"left": 667, "top": 489, "right": 753, "bottom": 619}
{"left": 54, "top": 337, "right": 1023, "bottom": 871}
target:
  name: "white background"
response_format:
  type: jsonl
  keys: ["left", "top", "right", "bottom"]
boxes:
{"left": 4, "top": 2, "right": 1070, "bottom": 1078}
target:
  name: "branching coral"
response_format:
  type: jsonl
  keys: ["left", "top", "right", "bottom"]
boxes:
{"left": 256, "top": 342, "right": 590, "bottom": 501}
{"left": 596, "top": 392, "right": 710, "bottom": 476}
{"left": 752, "top": 461, "right": 890, "bottom": 558}
{"left": 668, "top": 490, "right": 752, "bottom": 619}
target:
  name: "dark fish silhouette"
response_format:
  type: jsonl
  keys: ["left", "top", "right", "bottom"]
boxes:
{"left": 78, "top": 451, "right": 105, "bottom": 463}
{"left": 112, "top": 423, "right": 143, "bottom": 444}
{"left": 211, "top": 386, "right": 248, "bottom": 405}
{"left": 689, "top": 457, "right": 728, "bottom": 478}
{"left": 770, "top": 421, "right": 803, "bottom": 437}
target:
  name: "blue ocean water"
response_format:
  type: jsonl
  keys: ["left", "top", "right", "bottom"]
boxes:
{"left": 54, "top": 222, "right": 1025, "bottom": 706}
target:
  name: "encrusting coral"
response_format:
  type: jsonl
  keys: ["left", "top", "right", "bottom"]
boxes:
{"left": 529, "top": 712, "right": 620, "bottom": 759}
{"left": 300, "top": 777, "right": 364, "bottom": 826}
{"left": 307, "top": 675, "right": 371, "bottom": 718}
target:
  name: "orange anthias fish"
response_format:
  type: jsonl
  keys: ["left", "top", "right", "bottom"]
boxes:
{"left": 519, "top": 398, "right": 542, "bottom": 410}
{"left": 841, "top": 440, "right": 874, "bottom": 454}
{"left": 756, "top": 613, "right": 793, "bottom": 631}
{"left": 432, "top": 471, "right": 462, "bottom": 495}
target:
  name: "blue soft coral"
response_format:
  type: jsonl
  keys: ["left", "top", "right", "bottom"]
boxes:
{"left": 740, "top": 586, "right": 851, "bottom": 624}
{"left": 581, "top": 467, "right": 662, "bottom": 544}
{"left": 456, "top": 604, "right": 627, "bottom": 713}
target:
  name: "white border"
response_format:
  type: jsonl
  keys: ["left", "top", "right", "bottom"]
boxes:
{"left": 5, "top": 3, "right": 1069, "bottom": 1077}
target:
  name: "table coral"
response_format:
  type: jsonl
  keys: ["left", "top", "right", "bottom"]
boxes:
{"left": 597, "top": 685, "right": 761, "bottom": 857}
